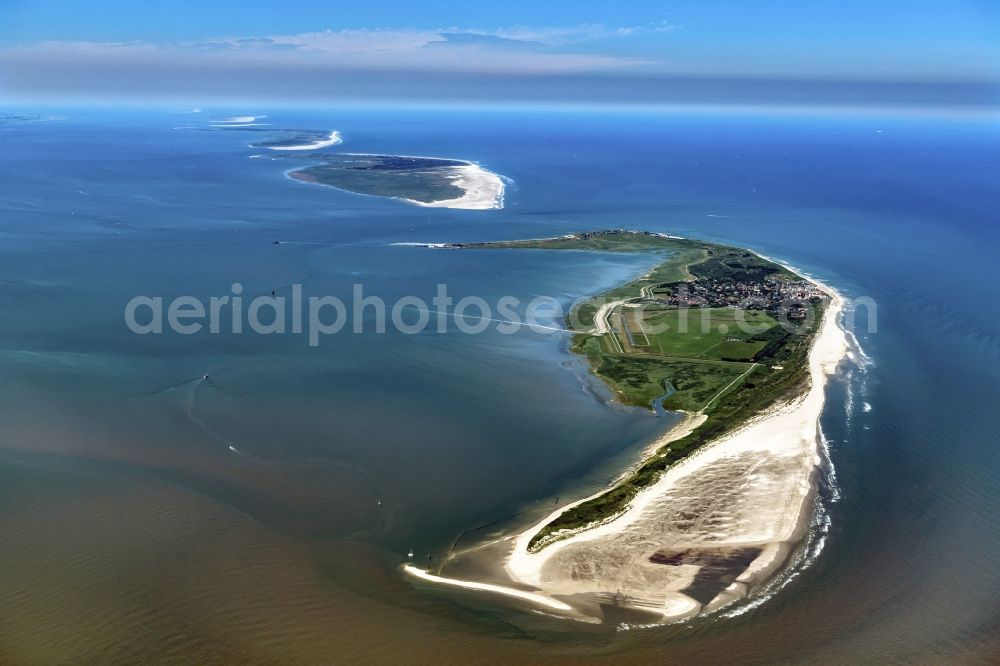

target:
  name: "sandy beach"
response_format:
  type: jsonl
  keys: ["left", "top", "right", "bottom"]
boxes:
{"left": 408, "top": 164, "right": 505, "bottom": 210}
{"left": 214, "top": 115, "right": 266, "bottom": 124}
{"left": 406, "top": 273, "right": 848, "bottom": 623}
{"left": 266, "top": 130, "right": 342, "bottom": 151}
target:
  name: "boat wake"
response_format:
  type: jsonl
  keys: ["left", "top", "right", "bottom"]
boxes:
{"left": 181, "top": 376, "right": 231, "bottom": 450}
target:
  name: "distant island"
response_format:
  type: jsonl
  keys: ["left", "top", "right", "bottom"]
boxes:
{"left": 405, "top": 230, "right": 848, "bottom": 624}
{"left": 0, "top": 113, "right": 48, "bottom": 125}
{"left": 195, "top": 117, "right": 507, "bottom": 209}
{"left": 283, "top": 153, "right": 505, "bottom": 210}
{"left": 251, "top": 130, "right": 342, "bottom": 150}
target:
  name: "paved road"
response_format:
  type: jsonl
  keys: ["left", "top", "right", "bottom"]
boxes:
{"left": 590, "top": 299, "right": 627, "bottom": 335}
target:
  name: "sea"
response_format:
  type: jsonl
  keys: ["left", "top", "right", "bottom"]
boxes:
{"left": 0, "top": 105, "right": 998, "bottom": 663}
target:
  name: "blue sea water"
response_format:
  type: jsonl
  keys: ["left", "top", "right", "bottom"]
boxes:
{"left": 0, "top": 106, "right": 998, "bottom": 662}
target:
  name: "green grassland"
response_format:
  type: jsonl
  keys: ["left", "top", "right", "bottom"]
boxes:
{"left": 637, "top": 308, "right": 776, "bottom": 361}
{"left": 251, "top": 131, "right": 334, "bottom": 148}
{"left": 458, "top": 230, "right": 826, "bottom": 551}
{"left": 577, "top": 336, "right": 757, "bottom": 412}
{"left": 285, "top": 155, "right": 468, "bottom": 203}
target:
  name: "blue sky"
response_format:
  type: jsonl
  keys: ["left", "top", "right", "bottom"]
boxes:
{"left": 1, "top": 0, "right": 998, "bottom": 107}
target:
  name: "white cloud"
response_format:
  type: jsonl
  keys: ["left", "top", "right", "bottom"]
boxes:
{"left": 0, "top": 24, "right": 671, "bottom": 75}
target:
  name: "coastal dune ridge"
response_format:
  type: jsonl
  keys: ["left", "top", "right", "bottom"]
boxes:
{"left": 405, "top": 247, "right": 851, "bottom": 624}
{"left": 213, "top": 115, "right": 266, "bottom": 124}
{"left": 265, "top": 130, "right": 343, "bottom": 151}
{"left": 285, "top": 152, "right": 506, "bottom": 210}
{"left": 408, "top": 164, "right": 505, "bottom": 210}
{"left": 332, "top": 153, "right": 505, "bottom": 209}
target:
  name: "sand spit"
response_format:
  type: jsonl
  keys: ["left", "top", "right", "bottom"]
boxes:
{"left": 402, "top": 565, "right": 573, "bottom": 612}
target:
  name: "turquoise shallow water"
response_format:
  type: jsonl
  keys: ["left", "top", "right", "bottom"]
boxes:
{"left": 0, "top": 107, "right": 998, "bottom": 662}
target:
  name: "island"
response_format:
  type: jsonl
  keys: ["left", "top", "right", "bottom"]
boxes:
{"left": 0, "top": 113, "right": 46, "bottom": 125}
{"left": 208, "top": 115, "right": 269, "bottom": 127}
{"left": 251, "top": 130, "right": 342, "bottom": 150}
{"left": 205, "top": 123, "right": 341, "bottom": 149}
{"left": 194, "top": 117, "right": 507, "bottom": 210}
{"left": 282, "top": 153, "right": 505, "bottom": 210}
{"left": 404, "top": 230, "right": 849, "bottom": 625}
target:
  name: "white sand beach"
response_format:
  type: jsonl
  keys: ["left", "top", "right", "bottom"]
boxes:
{"left": 408, "top": 165, "right": 505, "bottom": 210}
{"left": 265, "top": 130, "right": 342, "bottom": 151}
{"left": 406, "top": 274, "right": 848, "bottom": 623}
{"left": 402, "top": 565, "right": 573, "bottom": 612}
{"left": 216, "top": 115, "right": 265, "bottom": 123}
{"left": 388, "top": 242, "right": 455, "bottom": 248}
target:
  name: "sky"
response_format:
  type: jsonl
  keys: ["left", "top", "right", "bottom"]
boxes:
{"left": 1, "top": 0, "right": 998, "bottom": 109}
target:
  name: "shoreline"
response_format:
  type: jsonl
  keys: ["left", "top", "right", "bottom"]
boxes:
{"left": 214, "top": 115, "right": 266, "bottom": 124}
{"left": 405, "top": 164, "right": 505, "bottom": 210}
{"left": 287, "top": 160, "right": 505, "bottom": 210}
{"left": 405, "top": 259, "right": 850, "bottom": 624}
{"left": 264, "top": 130, "right": 342, "bottom": 151}
{"left": 402, "top": 565, "right": 574, "bottom": 612}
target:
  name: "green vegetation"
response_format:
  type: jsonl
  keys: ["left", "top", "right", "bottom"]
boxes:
{"left": 638, "top": 309, "right": 776, "bottom": 360}
{"left": 459, "top": 230, "right": 827, "bottom": 551}
{"left": 251, "top": 130, "right": 336, "bottom": 148}
{"left": 574, "top": 334, "right": 757, "bottom": 412}
{"left": 285, "top": 154, "right": 467, "bottom": 203}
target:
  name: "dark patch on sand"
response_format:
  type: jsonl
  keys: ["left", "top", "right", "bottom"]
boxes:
{"left": 649, "top": 546, "right": 763, "bottom": 605}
